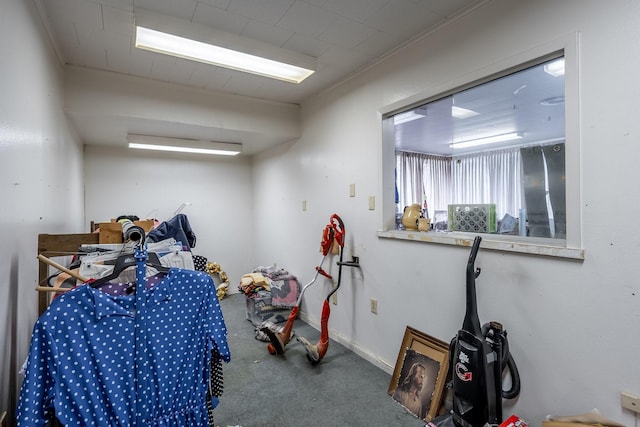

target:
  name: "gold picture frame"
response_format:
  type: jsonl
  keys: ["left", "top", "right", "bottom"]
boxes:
{"left": 388, "top": 326, "right": 450, "bottom": 422}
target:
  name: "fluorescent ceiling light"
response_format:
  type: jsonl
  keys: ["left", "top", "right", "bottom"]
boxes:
{"left": 450, "top": 132, "right": 523, "bottom": 149}
{"left": 393, "top": 110, "right": 427, "bottom": 125}
{"left": 128, "top": 134, "right": 241, "bottom": 156}
{"left": 544, "top": 58, "right": 565, "bottom": 77}
{"left": 452, "top": 106, "right": 479, "bottom": 119}
{"left": 135, "top": 26, "right": 314, "bottom": 84}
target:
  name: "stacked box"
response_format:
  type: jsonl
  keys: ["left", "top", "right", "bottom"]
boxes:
{"left": 447, "top": 204, "right": 497, "bottom": 233}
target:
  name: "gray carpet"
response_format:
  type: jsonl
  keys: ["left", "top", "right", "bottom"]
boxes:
{"left": 212, "top": 293, "right": 426, "bottom": 427}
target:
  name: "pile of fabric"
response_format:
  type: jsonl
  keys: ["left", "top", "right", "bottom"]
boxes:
{"left": 238, "top": 266, "right": 301, "bottom": 332}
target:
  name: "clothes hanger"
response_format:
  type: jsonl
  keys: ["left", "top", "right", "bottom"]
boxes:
{"left": 90, "top": 250, "right": 170, "bottom": 288}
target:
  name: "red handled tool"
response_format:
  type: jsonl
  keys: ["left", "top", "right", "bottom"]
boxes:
{"left": 296, "top": 214, "right": 345, "bottom": 365}
{"left": 260, "top": 215, "right": 341, "bottom": 356}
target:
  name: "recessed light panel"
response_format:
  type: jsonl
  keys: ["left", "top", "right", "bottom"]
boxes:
{"left": 135, "top": 26, "right": 314, "bottom": 84}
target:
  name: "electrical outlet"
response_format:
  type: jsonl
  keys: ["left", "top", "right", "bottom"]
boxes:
{"left": 621, "top": 391, "right": 640, "bottom": 413}
{"left": 370, "top": 298, "right": 378, "bottom": 314}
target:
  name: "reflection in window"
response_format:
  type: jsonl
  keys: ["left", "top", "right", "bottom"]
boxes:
{"left": 393, "top": 56, "right": 565, "bottom": 240}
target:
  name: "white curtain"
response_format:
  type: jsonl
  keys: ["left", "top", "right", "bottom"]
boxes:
{"left": 451, "top": 147, "right": 522, "bottom": 218}
{"left": 396, "top": 147, "right": 522, "bottom": 220}
{"left": 396, "top": 151, "right": 451, "bottom": 219}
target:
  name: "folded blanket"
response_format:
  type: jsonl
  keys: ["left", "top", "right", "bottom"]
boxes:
{"left": 269, "top": 278, "right": 301, "bottom": 308}
{"left": 238, "top": 272, "right": 270, "bottom": 295}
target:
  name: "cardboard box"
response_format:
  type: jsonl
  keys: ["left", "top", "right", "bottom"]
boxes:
{"left": 542, "top": 410, "right": 627, "bottom": 427}
{"left": 542, "top": 423, "right": 595, "bottom": 427}
{"left": 98, "top": 220, "right": 155, "bottom": 243}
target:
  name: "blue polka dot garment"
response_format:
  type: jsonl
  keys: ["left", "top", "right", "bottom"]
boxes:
{"left": 17, "top": 268, "right": 230, "bottom": 426}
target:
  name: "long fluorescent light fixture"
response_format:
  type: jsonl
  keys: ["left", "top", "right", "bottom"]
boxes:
{"left": 450, "top": 132, "right": 523, "bottom": 149}
{"left": 128, "top": 134, "right": 242, "bottom": 156}
{"left": 135, "top": 26, "right": 314, "bottom": 84}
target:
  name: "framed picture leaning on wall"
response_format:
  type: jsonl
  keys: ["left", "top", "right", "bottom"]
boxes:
{"left": 388, "top": 326, "right": 450, "bottom": 422}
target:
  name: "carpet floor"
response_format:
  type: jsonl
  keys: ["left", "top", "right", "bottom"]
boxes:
{"left": 213, "top": 293, "right": 427, "bottom": 427}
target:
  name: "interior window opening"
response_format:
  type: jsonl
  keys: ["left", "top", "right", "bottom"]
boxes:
{"left": 392, "top": 55, "right": 566, "bottom": 241}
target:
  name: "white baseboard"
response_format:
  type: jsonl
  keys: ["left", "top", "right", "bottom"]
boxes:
{"left": 298, "top": 310, "right": 395, "bottom": 376}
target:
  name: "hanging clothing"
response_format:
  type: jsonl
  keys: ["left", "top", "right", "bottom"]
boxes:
{"left": 17, "top": 268, "right": 230, "bottom": 427}
{"left": 147, "top": 214, "right": 197, "bottom": 250}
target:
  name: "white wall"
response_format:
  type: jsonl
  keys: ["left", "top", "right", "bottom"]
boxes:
{"left": 253, "top": 1, "right": 640, "bottom": 426}
{"left": 0, "top": 0, "right": 85, "bottom": 421}
{"left": 4, "top": 0, "right": 640, "bottom": 426}
{"left": 83, "top": 145, "right": 255, "bottom": 293}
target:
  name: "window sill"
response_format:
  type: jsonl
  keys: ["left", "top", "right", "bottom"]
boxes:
{"left": 376, "top": 230, "right": 584, "bottom": 260}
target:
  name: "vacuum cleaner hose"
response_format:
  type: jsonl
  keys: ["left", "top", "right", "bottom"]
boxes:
{"left": 502, "top": 353, "right": 521, "bottom": 400}
{"left": 482, "top": 322, "right": 521, "bottom": 400}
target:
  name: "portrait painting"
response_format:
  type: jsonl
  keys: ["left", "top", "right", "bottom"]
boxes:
{"left": 388, "top": 326, "right": 450, "bottom": 421}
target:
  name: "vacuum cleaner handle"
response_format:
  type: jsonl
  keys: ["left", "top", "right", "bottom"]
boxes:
{"left": 462, "top": 236, "right": 483, "bottom": 337}
{"left": 467, "top": 236, "right": 482, "bottom": 278}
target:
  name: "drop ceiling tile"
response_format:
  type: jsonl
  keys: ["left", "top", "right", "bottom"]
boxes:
{"left": 129, "top": 48, "right": 154, "bottom": 76}
{"left": 69, "top": 44, "right": 108, "bottom": 69}
{"left": 305, "top": 0, "right": 327, "bottom": 6}
{"left": 37, "top": 0, "right": 490, "bottom": 151}
{"left": 322, "top": 0, "right": 388, "bottom": 24}
{"left": 102, "top": 5, "right": 133, "bottom": 34}
{"left": 317, "top": 45, "right": 369, "bottom": 71}
{"left": 282, "top": 32, "right": 331, "bottom": 58}
{"left": 47, "top": 17, "right": 80, "bottom": 56}
{"left": 317, "top": 14, "right": 375, "bottom": 49}
{"left": 197, "top": 0, "right": 232, "bottom": 9}
{"left": 134, "top": 0, "right": 198, "bottom": 21}
{"left": 166, "top": 58, "right": 198, "bottom": 85}
{"left": 276, "top": 1, "right": 339, "bottom": 38}
{"left": 222, "top": 72, "right": 267, "bottom": 96}
{"left": 364, "top": 0, "right": 442, "bottom": 39}
{"left": 49, "top": 0, "right": 102, "bottom": 27}
{"left": 75, "top": 21, "right": 103, "bottom": 48}
{"left": 227, "top": 0, "right": 295, "bottom": 26}
{"left": 424, "top": 0, "right": 479, "bottom": 18}
{"left": 105, "top": 49, "right": 131, "bottom": 74}
{"left": 103, "top": 31, "right": 132, "bottom": 72}
{"left": 101, "top": 28, "right": 131, "bottom": 50}
{"left": 192, "top": 2, "right": 250, "bottom": 35}
{"left": 352, "top": 30, "right": 401, "bottom": 57}
{"left": 241, "top": 19, "right": 294, "bottom": 47}
{"left": 252, "top": 83, "right": 301, "bottom": 103}
{"left": 189, "top": 63, "right": 233, "bottom": 89}
{"left": 149, "top": 54, "right": 180, "bottom": 82}
{"left": 96, "top": 0, "right": 133, "bottom": 12}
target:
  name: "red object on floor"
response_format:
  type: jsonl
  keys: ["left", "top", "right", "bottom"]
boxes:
{"left": 499, "top": 414, "right": 528, "bottom": 427}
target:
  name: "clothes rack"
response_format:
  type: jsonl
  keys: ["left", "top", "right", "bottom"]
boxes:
{"left": 23, "top": 227, "right": 230, "bottom": 426}
{"left": 36, "top": 233, "right": 99, "bottom": 315}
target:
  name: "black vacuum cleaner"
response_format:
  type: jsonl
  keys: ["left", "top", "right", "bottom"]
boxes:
{"left": 430, "top": 236, "right": 521, "bottom": 427}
